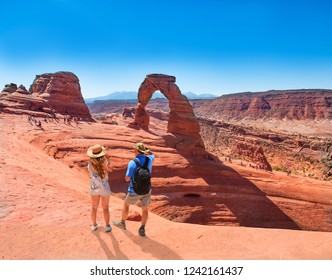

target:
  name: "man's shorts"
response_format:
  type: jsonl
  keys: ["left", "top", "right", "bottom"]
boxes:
{"left": 125, "top": 190, "right": 151, "bottom": 206}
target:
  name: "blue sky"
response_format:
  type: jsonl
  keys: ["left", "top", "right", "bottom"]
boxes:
{"left": 1, "top": 0, "right": 331, "bottom": 98}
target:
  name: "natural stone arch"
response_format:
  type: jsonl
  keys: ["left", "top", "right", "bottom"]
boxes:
{"left": 133, "top": 74, "right": 206, "bottom": 155}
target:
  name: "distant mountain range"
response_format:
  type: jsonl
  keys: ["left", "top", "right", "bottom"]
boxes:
{"left": 84, "top": 91, "right": 217, "bottom": 103}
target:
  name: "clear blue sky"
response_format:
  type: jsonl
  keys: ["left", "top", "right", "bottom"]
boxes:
{"left": 1, "top": 0, "right": 331, "bottom": 98}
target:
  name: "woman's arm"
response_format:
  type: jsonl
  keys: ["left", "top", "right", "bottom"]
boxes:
{"left": 104, "top": 157, "right": 113, "bottom": 172}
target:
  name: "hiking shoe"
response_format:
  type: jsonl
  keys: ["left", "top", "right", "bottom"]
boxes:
{"left": 112, "top": 220, "right": 126, "bottom": 230}
{"left": 91, "top": 224, "right": 100, "bottom": 231}
{"left": 138, "top": 226, "right": 146, "bottom": 237}
{"left": 105, "top": 225, "right": 112, "bottom": 233}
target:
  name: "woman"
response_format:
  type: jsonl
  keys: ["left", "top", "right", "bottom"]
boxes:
{"left": 87, "top": 144, "right": 113, "bottom": 232}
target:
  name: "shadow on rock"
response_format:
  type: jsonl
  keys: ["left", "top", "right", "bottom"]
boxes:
{"left": 123, "top": 228, "right": 183, "bottom": 260}
{"left": 92, "top": 230, "right": 129, "bottom": 260}
{"left": 149, "top": 134, "right": 302, "bottom": 230}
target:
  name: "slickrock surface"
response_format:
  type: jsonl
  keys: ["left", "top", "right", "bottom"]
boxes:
{"left": 1, "top": 112, "right": 332, "bottom": 260}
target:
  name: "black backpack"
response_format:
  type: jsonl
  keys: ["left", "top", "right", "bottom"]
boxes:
{"left": 132, "top": 157, "right": 151, "bottom": 195}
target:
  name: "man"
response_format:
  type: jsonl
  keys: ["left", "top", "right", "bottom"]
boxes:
{"left": 113, "top": 142, "right": 155, "bottom": 236}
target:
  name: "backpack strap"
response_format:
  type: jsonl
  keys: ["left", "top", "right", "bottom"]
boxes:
{"left": 133, "top": 157, "right": 149, "bottom": 168}
{"left": 131, "top": 159, "right": 139, "bottom": 185}
{"left": 143, "top": 157, "right": 149, "bottom": 168}
{"left": 133, "top": 158, "right": 142, "bottom": 168}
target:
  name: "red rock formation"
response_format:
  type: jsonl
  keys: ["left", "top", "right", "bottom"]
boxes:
{"left": 1, "top": 83, "right": 18, "bottom": 94}
{"left": 86, "top": 96, "right": 332, "bottom": 180}
{"left": 29, "top": 71, "right": 92, "bottom": 119}
{"left": 122, "top": 107, "right": 135, "bottom": 118}
{"left": 0, "top": 83, "right": 49, "bottom": 114}
{"left": 16, "top": 85, "right": 29, "bottom": 95}
{"left": 198, "top": 118, "right": 332, "bottom": 180}
{"left": 134, "top": 103, "right": 149, "bottom": 129}
{"left": 230, "top": 141, "right": 272, "bottom": 170}
{"left": 132, "top": 74, "right": 205, "bottom": 155}
{"left": 1, "top": 72, "right": 92, "bottom": 120}
{"left": 88, "top": 100, "right": 137, "bottom": 114}
{"left": 192, "top": 89, "right": 332, "bottom": 121}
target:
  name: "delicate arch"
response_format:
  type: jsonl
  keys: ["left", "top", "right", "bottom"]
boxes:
{"left": 133, "top": 74, "right": 205, "bottom": 155}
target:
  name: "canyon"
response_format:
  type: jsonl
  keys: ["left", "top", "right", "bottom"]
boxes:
{"left": 89, "top": 89, "right": 332, "bottom": 181}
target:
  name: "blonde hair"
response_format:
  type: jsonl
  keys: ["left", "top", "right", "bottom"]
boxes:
{"left": 90, "top": 156, "right": 106, "bottom": 179}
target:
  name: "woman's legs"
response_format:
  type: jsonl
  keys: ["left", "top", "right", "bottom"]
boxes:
{"left": 101, "top": 195, "right": 110, "bottom": 226}
{"left": 91, "top": 195, "right": 100, "bottom": 226}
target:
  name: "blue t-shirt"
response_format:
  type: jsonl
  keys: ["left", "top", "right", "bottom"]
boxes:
{"left": 126, "top": 154, "right": 155, "bottom": 194}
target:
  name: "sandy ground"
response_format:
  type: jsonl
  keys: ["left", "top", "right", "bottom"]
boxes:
{"left": 1, "top": 113, "right": 332, "bottom": 260}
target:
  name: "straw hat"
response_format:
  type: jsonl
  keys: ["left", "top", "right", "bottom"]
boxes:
{"left": 87, "top": 144, "right": 106, "bottom": 158}
{"left": 133, "top": 142, "right": 150, "bottom": 154}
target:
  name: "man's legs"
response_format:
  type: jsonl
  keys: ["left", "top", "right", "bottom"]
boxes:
{"left": 138, "top": 191, "right": 150, "bottom": 236}
{"left": 113, "top": 201, "right": 129, "bottom": 230}
{"left": 141, "top": 206, "right": 148, "bottom": 226}
{"left": 113, "top": 193, "right": 150, "bottom": 236}
{"left": 122, "top": 201, "right": 130, "bottom": 221}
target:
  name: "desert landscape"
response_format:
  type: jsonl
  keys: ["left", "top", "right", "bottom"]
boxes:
{"left": 0, "top": 72, "right": 332, "bottom": 260}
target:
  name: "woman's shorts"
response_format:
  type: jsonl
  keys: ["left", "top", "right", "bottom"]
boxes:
{"left": 125, "top": 191, "right": 151, "bottom": 206}
{"left": 90, "top": 188, "right": 111, "bottom": 197}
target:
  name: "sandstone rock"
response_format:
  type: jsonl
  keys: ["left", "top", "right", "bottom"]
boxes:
{"left": 1, "top": 72, "right": 92, "bottom": 120}
{"left": 29, "top": 71, "right": 92, "bottom": 120}
{"left": 127, "top": 211, "right": 142, "bottom": 221}
{"left": 88, "top": 100, "right": 137, "bottom": 114}
{"left": 132, "top": 74, "right": 206, "bottom": 155}
{"left": 101, "top": 113, "right": 119, "bottom": 125}
{"left": 87, "top": 96, "right": 332, "bottom": 180}
{"left": 192, "top": 89, "right": 332, "bottom": 121}
{"left": 0, "top": 83, "right": 49, "bottom": 113}
{"left": 134, "top": 103, "right": 149, "bottom": 129}
{"left": 16, "top": 85, "right": 29, "bottom": 95}
{"left": 122, "top": 107, "right": 135, "bottom": 118}
{"left": 1, "top": 83, "right": 17, "bottom": 94}
{"left": 231, "top": 141, "right": 272, "bottom": 171}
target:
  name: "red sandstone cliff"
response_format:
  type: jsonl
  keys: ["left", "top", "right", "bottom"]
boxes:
{"left": 0, "top": 71, "right": 92, "bottom": 120}
{"left": 190, "top": 90, "right": 332, "bottom": 180}
{"left": 192, "top": 89, "right": 332, "bottom": 121}
{"left": 30, "top": 71, "right": 92, "bottom": 119}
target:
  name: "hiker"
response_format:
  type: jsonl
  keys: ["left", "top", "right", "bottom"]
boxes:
{"left": 36, "top": 120, "right": 42, "bottom": 128}
{"left": 87, "top": 144, "right": 113, "bottom": 232}
{"left": 113, "top": 143, "right": 155, "bottom": 236}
